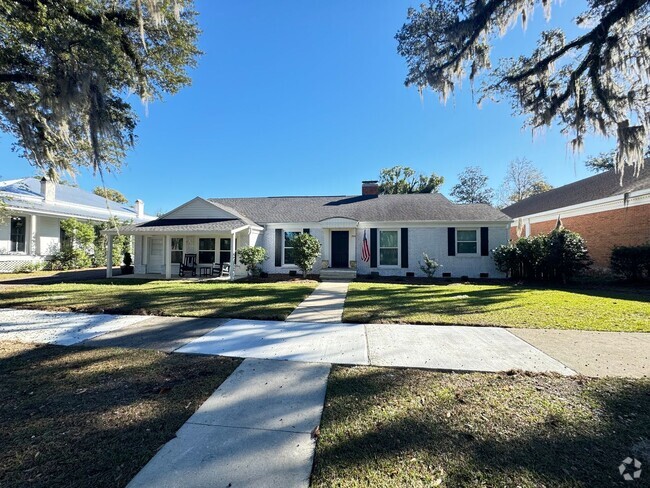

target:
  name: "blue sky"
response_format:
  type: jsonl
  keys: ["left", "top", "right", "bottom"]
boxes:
{"left": 0, "top": 0, "right": 613, "bottom": 214}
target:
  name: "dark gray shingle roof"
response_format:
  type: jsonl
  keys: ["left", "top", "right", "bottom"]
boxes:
{"left": 210, "top": 193, "right": 510, "bottom": 223}
{"left": 502, "top": 165, "right": 650, "bottom": 218}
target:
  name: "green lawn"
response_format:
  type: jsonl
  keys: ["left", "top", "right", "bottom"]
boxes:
{"left": 0, "top": 341, "right": 240, "bottom": 487}
{"left": 343, "top": 282, "right": 650, "bottom": 332}
{"left": 312, "top": 366, "right": 650, "bottom": 487}
{"left": 0, "top": 279, "right": 317, "bottom": 321}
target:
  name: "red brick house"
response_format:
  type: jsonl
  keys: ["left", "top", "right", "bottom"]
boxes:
{"left": 502, "top": 165, "right": 650, "bottom": 269}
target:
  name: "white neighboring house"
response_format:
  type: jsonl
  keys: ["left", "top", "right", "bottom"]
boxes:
{"left": 0, "top": 177, "right": 154, "bottom": 272}
{"left": 105, "top": 180, "right": 512, "bottom": 280}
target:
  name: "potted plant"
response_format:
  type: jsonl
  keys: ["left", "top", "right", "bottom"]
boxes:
{"left": 120, "top": 252, "right": 134, "bottom": 275}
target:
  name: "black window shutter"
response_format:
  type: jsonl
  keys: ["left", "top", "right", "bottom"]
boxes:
{"left": 370, "top": 228, "right": 377, "bottom": 268}
{"left": 401, "top": 228, "right": 409, "bottom": 268}
{"left": 481, "top": 227, "right": 489, "bottom": 256}
{"left": 303, "top": 228, "right": 310, "bottom": 234}
{"left": 275, "top": 229, "right": 282, "bottom": 267}
{"left": 447, "top": 227, "right": 456, "bottom": 256}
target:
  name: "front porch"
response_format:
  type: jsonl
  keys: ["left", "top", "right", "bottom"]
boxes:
{"left": 103, "top": 218, "right": 264, "bottom": 280}
{"left": 111, "top": 273, "right": 231, "bottom": 281}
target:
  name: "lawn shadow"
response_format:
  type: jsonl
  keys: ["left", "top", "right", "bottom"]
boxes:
{"left": 312, "top": 367, "right": 650, "bottom": 486}
{"left": 0, "top": 342, "right": 241, "bottom": 488}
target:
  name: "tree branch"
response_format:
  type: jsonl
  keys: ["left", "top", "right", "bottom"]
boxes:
{"left": 504, "top": 0, "right": 646, "bottom": 84}
{"left": 0, "top": 73, "right": 38, "bottom": 83}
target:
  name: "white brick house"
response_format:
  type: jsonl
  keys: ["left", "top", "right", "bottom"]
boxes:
{"left": 106, "top": 181, "right": 512, "bottom": 279}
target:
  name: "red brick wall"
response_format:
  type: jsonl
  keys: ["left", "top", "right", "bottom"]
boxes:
{"left": 509, "top": 204, "right": 650, "bottom": 268}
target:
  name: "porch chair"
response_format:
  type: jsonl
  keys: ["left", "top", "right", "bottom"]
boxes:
{"left": 220, "top": 262, "right": 231, "bottom": 278}
{"left": 179, "top": 253, "right": 197, "bottom": 277}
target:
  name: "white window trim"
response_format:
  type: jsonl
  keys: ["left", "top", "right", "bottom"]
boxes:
{"left": 378, "top": 229, "right": 400, "bottom": 268}
{"left": 456, "top": 228, "right": 479, "bottom": 256}
{"left": 282, "top": 230, "right": 302, "bottom": 267}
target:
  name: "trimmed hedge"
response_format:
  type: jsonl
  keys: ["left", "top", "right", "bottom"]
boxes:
{"left": 493, "top": 228, "right": 592, "bottom": 282}
{"left": 610, "top": 244, "right": 650, "bottom": 281}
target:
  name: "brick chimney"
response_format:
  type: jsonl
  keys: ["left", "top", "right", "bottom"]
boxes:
{"left": 134, "top": 199, "right": 145, "bottom": 219}
{"left": 362, "top": 180, "right": 379, "bottom": 196}
{"left": 40, "top": 177, "right": 56, "bottom": 202}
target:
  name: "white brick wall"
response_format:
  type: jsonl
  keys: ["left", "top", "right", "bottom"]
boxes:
{"left": 257, "top": 223, "right": 508, "bottom": 278}
{"left": 356, "top": 226, "right": 507, "bottom": 278}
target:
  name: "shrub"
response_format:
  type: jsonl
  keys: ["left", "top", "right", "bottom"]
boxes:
{"left": 237, "top": 246, "right": 268, "bottom": 276}
{"left": 292, "top": 233, "right": 322, "bottom": 278}
{"left": 493, "top": 228, "right": 591, "bottom": 282}
{"left": 13, "top": 261, "right": 45, "bottom": 273}
{"left": 123, "top": 252, "right": 133, "bottom": 267}
{"left": 545, "top": 228, "right": 592, "bottom": 282}
{"left": 611, "top": 244, "right": 650, "bottom": 281}
{"left": 493, "top": 244, "right": 519, "bottom": 276}
{"left": 50, "top": 248, "right": 92, "bottom": 270}
{"left": 93, "top": 219, "right": 131, "bottom": 267}
{"left": 418, "top": 253, "right": 441, "bottom": 278}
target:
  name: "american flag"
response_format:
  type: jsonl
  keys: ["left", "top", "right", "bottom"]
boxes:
{"left": 361, "top": 230, "right": 371, "bottom": 262}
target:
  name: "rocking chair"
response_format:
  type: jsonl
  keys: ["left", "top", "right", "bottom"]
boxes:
{"left": 179, "top": 253, "right": 197, "bottom": 277}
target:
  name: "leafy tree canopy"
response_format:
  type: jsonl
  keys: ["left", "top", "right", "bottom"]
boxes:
{"left": 396, "top": 0, "right": 649, "bottom": 177}
{"left": 450, "top": 165, "right": 495, "bottom": 204}
{"left": 93, "top": 186, "right": 128, "bottom": 203}
{"left": 378, "top": 165, "right": 444, "bottom": 194}
{"left": 0, "top": 0, "right": 200, "bottom": 179}
{"left": 499, "top": 157, "right": 552, "bottom": 206}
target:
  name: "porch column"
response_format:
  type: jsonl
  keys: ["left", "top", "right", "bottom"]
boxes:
{"left": 229, "top": 230, "right": 236, "bottom": 281}
{"left": 165, "top": 235, "right": 172, "bottom": 279}
{"left": 30, "top": 214, "right": 37, "bottom": 256}
{"left": 106, "top": 235, "right": 113, "bottom": 278}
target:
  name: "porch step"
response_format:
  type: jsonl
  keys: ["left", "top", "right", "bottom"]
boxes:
{"left": 320, "top": 268, "right": 357, "bottom": 281}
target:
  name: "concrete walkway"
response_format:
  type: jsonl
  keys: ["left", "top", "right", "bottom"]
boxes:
{"left": 286, "top": 281, "right": 349, "bottom": 323}
{"left": 128, "top": 358, "right": 330, "bottom": 488}
{"left": 510, "top": 328, "right": 650, "bottom": 378}
{"left": 176, "top": 318, "right": 573, "bottom": 375}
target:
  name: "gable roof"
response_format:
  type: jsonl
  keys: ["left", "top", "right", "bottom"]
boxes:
{"left": 209, "top": 193, "right": 510, "bottom": 224}
{"left": 502, "top": 164, "right": 650, "bottom": 218}
{"left": 0, "top": 177, "right": 152, "bottom": 222}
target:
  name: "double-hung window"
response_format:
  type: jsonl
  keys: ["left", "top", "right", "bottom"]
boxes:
{"left": 457, "top": 229, "right": 478, "bottom": 254}
{"left": 171, "top": 238, "right": 183, "bottom": 264}
{"left": 10, "top": 216, "right": 26, "bottom": 253}
{"left": 283, "top": 231, "right": 300, "bottom": 265}
{"left": 219, "top": 238, "right": 231, "bottom": 264}
{"left": 379, "top": 230, "right": 399, "bottom": 266}
{"left": 198, "top": 238, "right": 216, "bottom": 264}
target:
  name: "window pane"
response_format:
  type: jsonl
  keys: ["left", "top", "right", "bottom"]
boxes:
{"left": 220, "top": 238, "right": 231, "bottom": 251}
{"left": 171, "top": 238, "right": 183, "bottom": 251}
{"left": 379, "top": 248, "right": 398, "bottom": 266}
{"left": 457, "top": 230, "right": 476, "bottom": 242}
{"left": 284, "top": 248, "right": 295, "bottom": 265}
{"left": 10, "top": 217, "right": 26, "bottom": 253}
{"left": 199, "top": 238, "right": 215, "bottom": 251}
{"left": 284, "top": 232, "right": 299, "bottom": 246}
{"left": 171, "top": 250, "right": 183, "bottom": 264}
{"left": 457, "top": 242, "right": 477, "bottom": 254}
{"left": 198, "top": 251, "right": 215, "bottom": 264}
{"left": 219, "top": 251, "right": 231, "bottom": 264}
{"left": 379, "top": 230, "right": 398, "bottom": 248}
